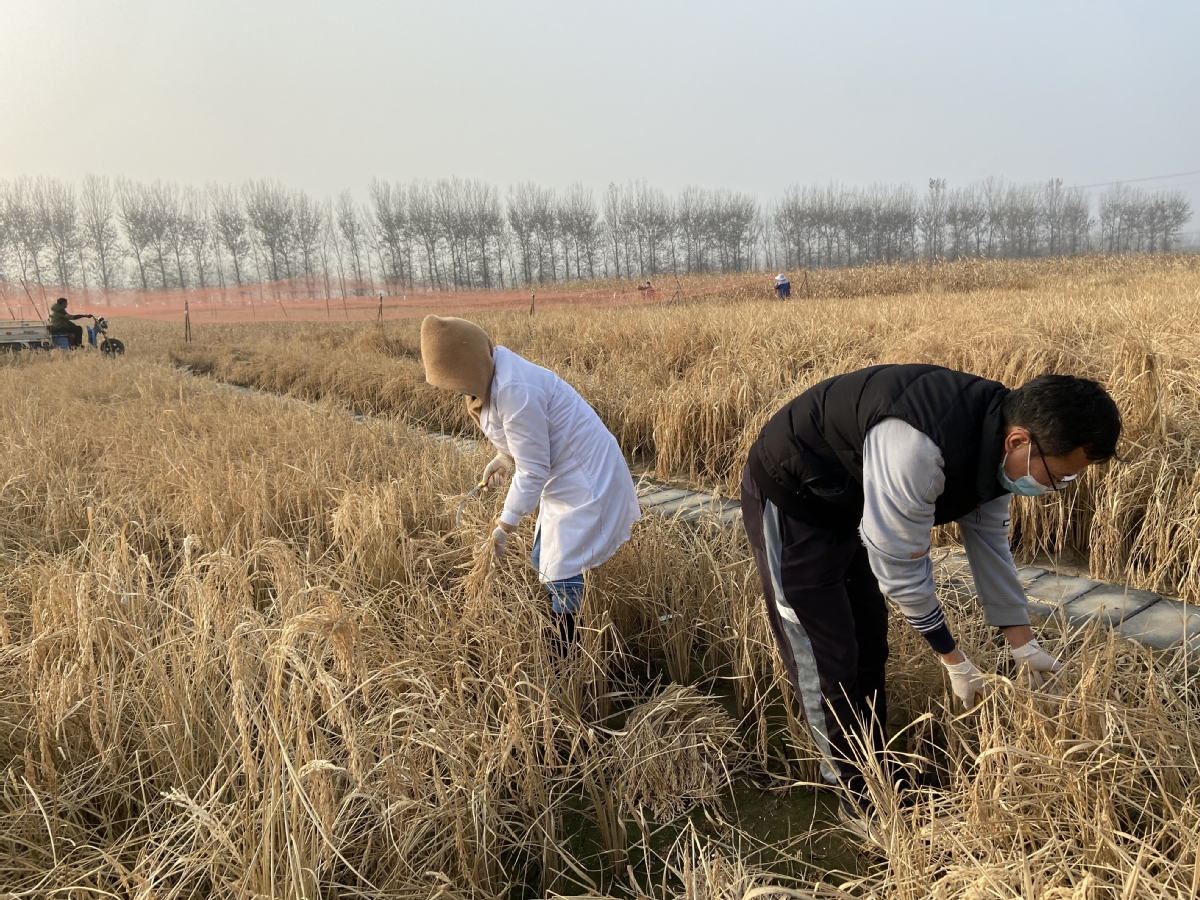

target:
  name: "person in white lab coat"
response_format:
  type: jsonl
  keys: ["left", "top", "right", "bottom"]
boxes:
{"left": 421, "top": 315, "right": 642, "bottom": 646}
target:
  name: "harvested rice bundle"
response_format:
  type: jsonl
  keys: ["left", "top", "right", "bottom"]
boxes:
{"left": 460, "top": 524, "right": 501, "bottom": 599}
{"left": 614, "top": 684, "right": 744, "bottom": 821}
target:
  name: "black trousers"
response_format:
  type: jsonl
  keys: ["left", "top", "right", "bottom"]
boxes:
{"left": 740, "top": 464, "right": 889, "bottom": 792}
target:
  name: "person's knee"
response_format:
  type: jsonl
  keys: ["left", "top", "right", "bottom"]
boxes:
{"left": 855, "top": 628, "right": 889, "bottom": 659}
{"left": 855, "top": 642, "right": 889, "bottom": 685}
{"left": 856, "top": 662, "right": 888, "bottom": 693}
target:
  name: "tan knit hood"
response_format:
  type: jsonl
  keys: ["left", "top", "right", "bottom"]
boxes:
{"left": 420, "top": 315, "right": 495, "bottom": 420}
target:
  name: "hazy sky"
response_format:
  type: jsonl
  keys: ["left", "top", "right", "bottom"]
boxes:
{"left": 2, "top": 0, "right": 1198, "bottom": 210}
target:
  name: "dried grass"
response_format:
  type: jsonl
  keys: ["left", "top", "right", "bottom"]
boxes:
{"left": 144, "top": 254, "right": 1200, "bottom": 601}
{"left": 0, "top": 260, "right": 1196, "bottom": 898}
{"left": 614, "top": 685, "right": 744, "bottom": 821}
{"left": 460, "top": 527, "right": 501, "bottom": 600}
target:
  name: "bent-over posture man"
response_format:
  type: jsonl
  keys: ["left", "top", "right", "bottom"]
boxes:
{"left": 421, "top": 315, "right": 641, "bottom": 647}
{"left": 741, "top": 365, "right": 1121, "bottom": 825}
{"left": 47, "top": 297, "right": 88, "bottom": 346}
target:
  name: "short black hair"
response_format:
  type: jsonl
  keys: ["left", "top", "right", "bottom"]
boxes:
{"left": 1002, "top": 374, "right": 1121, "bottom": 461}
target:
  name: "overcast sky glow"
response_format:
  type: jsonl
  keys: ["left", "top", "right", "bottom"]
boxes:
{"left": 2, "top": 0, "right": 1198, "bottom": 212}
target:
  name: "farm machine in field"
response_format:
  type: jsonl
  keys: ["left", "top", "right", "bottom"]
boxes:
{"left": 0, "top": 316, "right": 126, "bottom": 355}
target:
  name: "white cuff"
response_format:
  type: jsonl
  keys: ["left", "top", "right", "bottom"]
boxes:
{"left": 1010, "top": 639, "right": 1041, "bottom": 661}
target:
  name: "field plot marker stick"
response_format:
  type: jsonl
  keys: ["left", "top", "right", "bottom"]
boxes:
{"left": 377, "top": 293, "right": 383, "bottom": 323}
{"left": 251, "top": 244, "right": 266, "bottom": 319}
{"left": 529, "top": 292, "right": 536, "bottom": 317}
{"left": 803, "top": 270, "right": 811, "bottom": 298}
{"left": 184, "top": 300, "right": 192, "bottom": 343}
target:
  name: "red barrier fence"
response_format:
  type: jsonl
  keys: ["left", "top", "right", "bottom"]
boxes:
{"left": 0, "top": 276, "right": 760, "bottom": 324}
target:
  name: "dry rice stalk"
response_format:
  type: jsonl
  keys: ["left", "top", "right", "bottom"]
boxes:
{"left": 140, "top": 257, "right": 1200, "bottom": 600}
{"left": 460, "top": 526, "right": 500, "bottom": 599}
{"left": 615, "top": 684, "right": 744, "bottom": 821}
{"left": 3, "top": 293, "right": 1199, "bottom": 898}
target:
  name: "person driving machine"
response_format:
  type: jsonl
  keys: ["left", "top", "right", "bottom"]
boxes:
{"left": 47, "top": 297, "right": 89, "bottom": 347}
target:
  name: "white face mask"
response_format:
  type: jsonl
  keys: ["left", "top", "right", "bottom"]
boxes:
{"left": 998, "top": 442, "right": 1078, "bottom": 496}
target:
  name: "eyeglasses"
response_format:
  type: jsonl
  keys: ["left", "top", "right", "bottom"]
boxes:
{"left": 1031, "top": 435, "right": 1079, "bottom": 492}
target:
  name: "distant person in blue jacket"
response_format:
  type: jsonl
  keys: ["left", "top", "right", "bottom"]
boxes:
{"left": 774, "top": 273, "right": 791, "bottom": 299}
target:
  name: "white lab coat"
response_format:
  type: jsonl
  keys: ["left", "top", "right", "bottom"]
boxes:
{"left": 480, "top": 346, "right": 641, "bottom": 582}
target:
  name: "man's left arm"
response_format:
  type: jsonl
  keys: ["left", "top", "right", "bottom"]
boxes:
{"left": 956, "top": 494, "right": 1030, "bottom": 630}
{"left": 959, "top": 497, "right": 1063, "bottom": 683}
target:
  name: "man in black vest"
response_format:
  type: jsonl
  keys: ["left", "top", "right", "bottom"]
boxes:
{"left": 742, "top": 364, "right": 1121, "bottom": 827}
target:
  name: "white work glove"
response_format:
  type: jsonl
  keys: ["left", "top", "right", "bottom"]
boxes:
{"left": 943, "top": 655, "right": 989, "bottom": 708}
{"left": 490, "top": 525, "right": 509, "bottom": 560}
{"left": 482, "top": 453, "right": 513, "bottom": 489}
{"left": 1010, "top": 639, "right": 1062, "bottom": 688}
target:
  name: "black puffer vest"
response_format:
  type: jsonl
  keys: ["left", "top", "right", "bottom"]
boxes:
{"left": 747, "top": 364, "right": 1010, "bottom": 529}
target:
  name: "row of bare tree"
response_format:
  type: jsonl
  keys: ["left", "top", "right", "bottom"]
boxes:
{"left": 0, "top": 174, "right": 1191, "bottom": 294}
{"left": 768, "top": 178, "right": 1191, "bottom": 269}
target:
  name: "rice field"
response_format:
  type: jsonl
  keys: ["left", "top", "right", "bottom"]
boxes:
{"left": 154, "top": 254, "right": 1200, "bottom": 598}
{"left": 0, "top": 255, "right": 1198, "bottom": 898}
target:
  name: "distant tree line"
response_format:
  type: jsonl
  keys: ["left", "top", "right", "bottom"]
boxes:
{"left": 0, "top": 174, "right": 1191, "bottom": 295}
